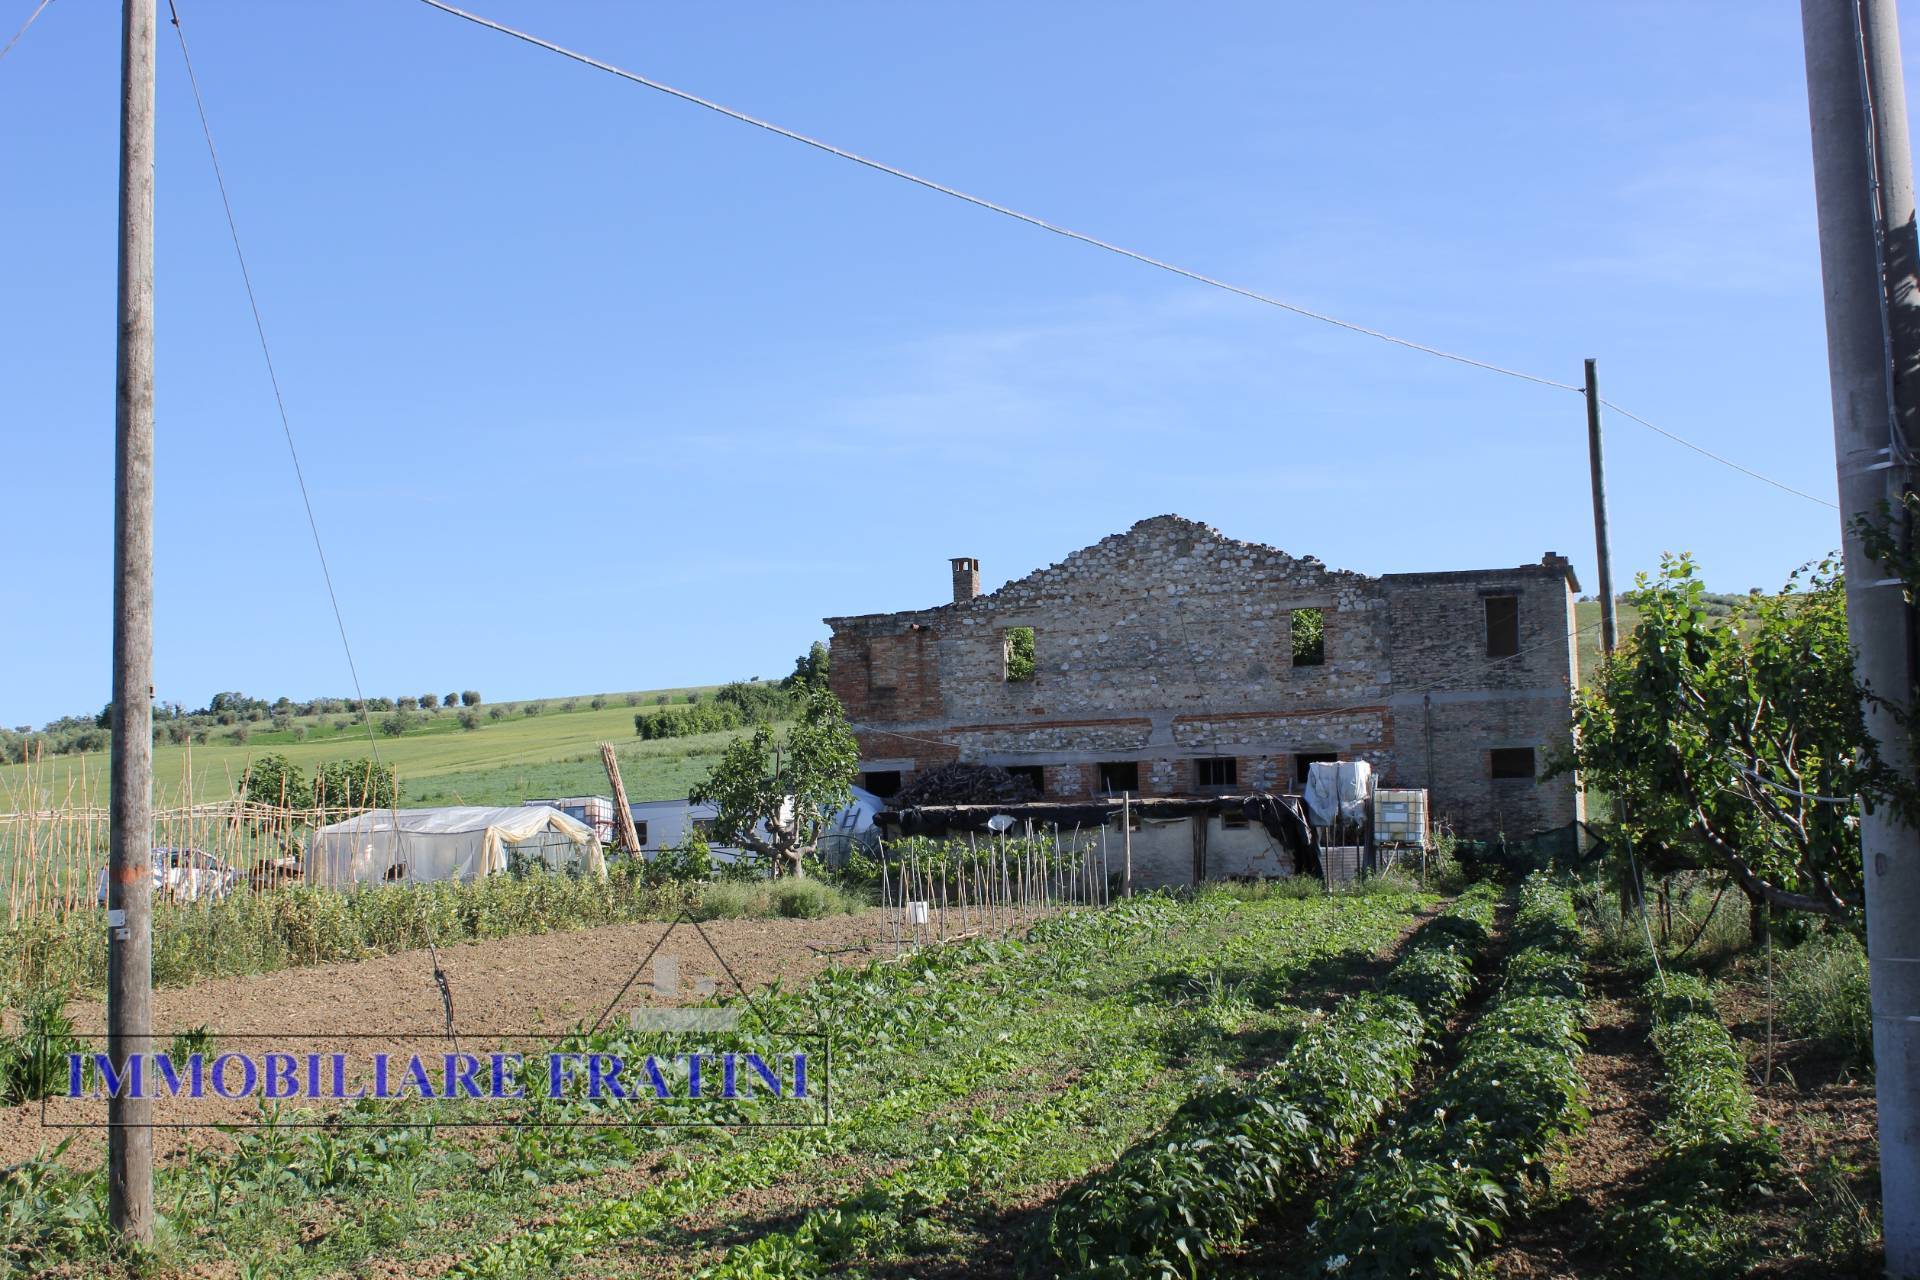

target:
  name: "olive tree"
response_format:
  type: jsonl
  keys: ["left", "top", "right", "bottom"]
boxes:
{"left": 689, "top": 683, "right": 858, "bottom": 878}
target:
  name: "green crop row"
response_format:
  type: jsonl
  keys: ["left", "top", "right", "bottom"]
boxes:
{"left": 1027, "top": 883, "right": 1501, "bottom": 1279}
{"left": 1305, "top": 873, "right": 1588, "bottom": 1280}
{"left": 1604, "top": 972, "right": 1782, "bottom": 1279}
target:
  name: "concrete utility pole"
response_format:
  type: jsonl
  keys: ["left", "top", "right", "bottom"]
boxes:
{"left": 108, "top": 0, "right": 156, "bottom": 1244}
{"left": 1801, "top": 2, "right": 1920, "bottom": 1273}
{"left": 1583, "top": 359, "right": 1619, "bottom": 656}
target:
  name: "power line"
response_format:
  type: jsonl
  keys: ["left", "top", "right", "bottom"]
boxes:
{"left": 413, "top": 0, "right": 1571, "bottom": 392}
{"left": 166, "top": 1, "right": 384, "bottom": 764}
{"left": 414, "top": 0, "right": 1835, "bottom": 512}
{"left": 0, "top": 0, "right": 55, "bottom": 66}
{"left": 1600, "top": 398, "right": 1839, "bottom": 510}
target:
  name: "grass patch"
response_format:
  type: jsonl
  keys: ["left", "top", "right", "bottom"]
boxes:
{"left": 1778, "top": 931, "right": 1873, "bottom": 1069}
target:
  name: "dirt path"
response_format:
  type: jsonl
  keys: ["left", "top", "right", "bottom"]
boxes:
{"left": 1484, "top": 964, "right": 1664, "bottom": 1278}
{"left": 0, "top": 908, "right": 898, "bottom": 1168}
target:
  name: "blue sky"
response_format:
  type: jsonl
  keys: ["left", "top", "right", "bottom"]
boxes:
{"left": 0, "top": 1, "right": 1895, "bottom": 727}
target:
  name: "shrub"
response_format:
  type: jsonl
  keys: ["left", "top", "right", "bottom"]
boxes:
{"left": 489, "top": 707, "right": 506, "bottom": 721}
{"left": 523, "top": 704, "right": 542, "bottom": 717}
{"left": 0, "top": 992, "right": 83, "bottom": 1104}
{"left": 396, "top": 697, "right": 418, "bottom": 711}
{"left": 693, "top": 882, "right": 764, "bottom": 920}
{"left": 770, "top": 879, "right": 846, "bottom": 919}
{"left": 458, "top": 710, "right": 481, "bottom": 731}
{"left": 379, "top": 711, "right": 413, "bottom": 737}
{"left": 690, "top": 878, "right": 860, "bottom": 922}
{"left": 648, "top": 832, "right": 714, "bottom": 884}
{"left": 591, "top": 697, "right": 607, "bottom": 710}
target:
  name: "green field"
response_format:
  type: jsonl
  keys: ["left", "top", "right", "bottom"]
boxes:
{"left": 0, "top": 686, "right": 742, "bottom": 811}
{"left": 1574, "top": 597, "right": 1641, "bottom": 686}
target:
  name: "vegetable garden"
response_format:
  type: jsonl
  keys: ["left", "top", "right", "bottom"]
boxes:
{"left": 0, "top": 869, "right": 1888, "bottom": 1278}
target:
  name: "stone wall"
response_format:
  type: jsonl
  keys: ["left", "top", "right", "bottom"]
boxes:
{"left": 827, "top": 515, "right": 1582, "bottom": 840}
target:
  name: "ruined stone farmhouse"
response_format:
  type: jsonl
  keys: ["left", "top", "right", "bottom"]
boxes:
{"left": 825, "top": 515, "right": 1583, "bottom": 842}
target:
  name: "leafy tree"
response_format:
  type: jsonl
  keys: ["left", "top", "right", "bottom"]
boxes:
{"left": 242, "top": 754, "right": 307, "bottom": 808}
{"left": 792, "top": 640, "right": 832, "bottom": 689}
{"left": 445, "top": 692, "right": 461, "bottom": 710}
{"left": 380, "top": 711, "right": 414, "bottom": 737}
{"left": 420, "top": 693, "right": 439, "bottom": 709}
{"left": 591, "top": 697, "right": 607, "bottom": 710}
{"left": 689, "top": 684, "right": 858, "bottom": 878}
{"left": 458, "top": 710, "right": 481, "bottom": 731}
{"left": 396, "top": 696, "right": 419, "bottom": 711}
{"left": 461, "top": 690, "right": 481, "bottom": 707}
{"left": 1560, "top": 554, "right": 1915, "bottom": 939}
{"left": 318, "top": 758, "right": 397, "bottom": 810}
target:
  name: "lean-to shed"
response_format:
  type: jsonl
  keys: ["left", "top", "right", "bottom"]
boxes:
{"left": 307, "top": 805, "right": 606, "bottom": 887}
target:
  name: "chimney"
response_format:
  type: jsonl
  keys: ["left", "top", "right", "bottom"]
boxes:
{"left": 950, "top": 557, "right": 981, "bottom": 602}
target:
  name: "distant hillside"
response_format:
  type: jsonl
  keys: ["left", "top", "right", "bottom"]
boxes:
{"left": 0, "top": 683, "right": 749, "bottom": 810}
{"left": 1573, "top": 592, "right": 1757, "bottom": 685}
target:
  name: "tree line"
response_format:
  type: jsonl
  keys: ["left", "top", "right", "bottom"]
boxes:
{"left": 3, "top": 690, "right": 486, "bottom": 763}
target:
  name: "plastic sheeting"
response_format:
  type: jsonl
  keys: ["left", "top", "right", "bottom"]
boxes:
{"left": 1303, "top": 761, "right": 1373, "bottom": 827}
{"left": 307, "top": 805, "right": 606, "bottom": 888}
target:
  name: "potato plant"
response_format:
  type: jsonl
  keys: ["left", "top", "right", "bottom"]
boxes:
{"left": 1604, "top": 972, "right": 1782, "bottom": 1279}
{"left": 1305, "top": 874, "right": 1588, "bottom": 1280}
{"left": 1027, "top": 883, "right": 1500, "bottom": 1278}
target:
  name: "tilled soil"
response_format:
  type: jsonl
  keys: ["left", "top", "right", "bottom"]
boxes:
{"left": 0, "top": 909, "right": 898, "bottom": 1168}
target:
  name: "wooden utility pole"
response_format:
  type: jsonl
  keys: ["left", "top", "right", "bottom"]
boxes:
{"left": 108, "top": 0, "right": 156, "bottom": 1244}
{"left": 1801, "top": 1, "right": 1920, "bottom": 1272}
{"left": 1583, "top": 358, "right": 1619, "bottom": 656}
{"left": 599, "top": 744, "right": 642, "bottom": 856}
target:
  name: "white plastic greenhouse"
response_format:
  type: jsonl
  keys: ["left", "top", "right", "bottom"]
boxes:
{"left": 306, "top": 805, "right": 606, "bottom": 888}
